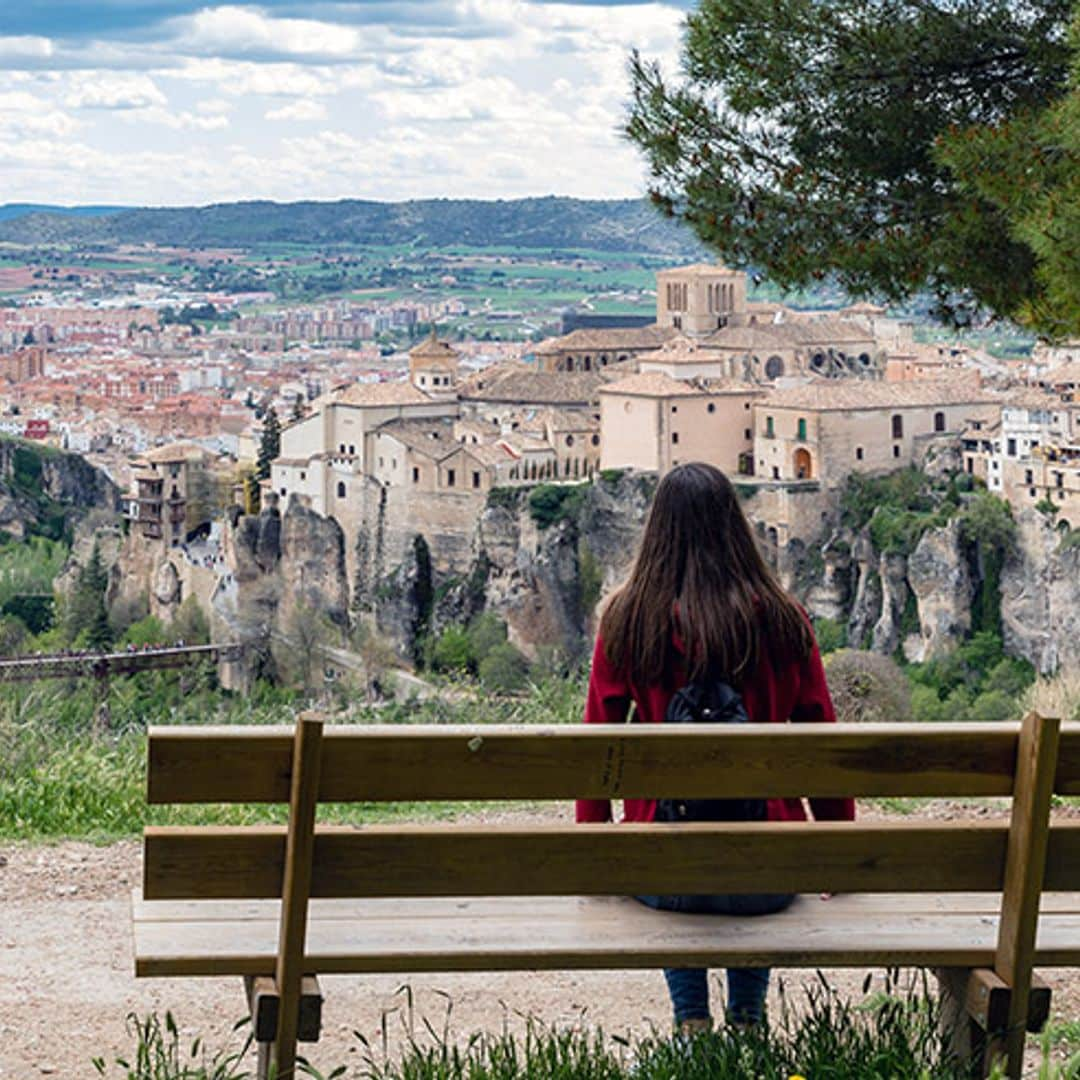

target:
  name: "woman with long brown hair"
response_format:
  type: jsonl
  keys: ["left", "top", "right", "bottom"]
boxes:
{"left": 576, "top": 462, "right": 854, "bottom": 1033}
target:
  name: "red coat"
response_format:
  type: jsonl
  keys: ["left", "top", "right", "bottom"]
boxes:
{"left": 575, "top": 633, "right": 856, "bottom": 825}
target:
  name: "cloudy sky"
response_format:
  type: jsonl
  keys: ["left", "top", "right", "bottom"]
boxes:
{"left": 0, "top": 1, "right": 691, "bottom": 207}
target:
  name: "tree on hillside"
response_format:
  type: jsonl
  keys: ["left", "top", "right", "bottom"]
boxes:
{"left": 256, "top": 407, "right": 281, "bottom": 481}
{"left": 67, "top": 542, "right": 112, "bottom": 648}
{"left": 626, "top": 0, "right": 1076, "bottom": 333}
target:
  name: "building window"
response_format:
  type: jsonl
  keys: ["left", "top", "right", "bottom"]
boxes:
{"left": 591, "top": 434, "right": 600, "bottom": 446}
{"left": 797, "top": 418, "right": 807, "bottom": 441}
{"left": 1008, "top": 438, "right": 1017, "bottom": 456}
{"left": 566, "top": 435, "right": 574, "bottom": 447}
{"left": 412, "top": 467, "right": 420, "bottom": 484}
{"left": 339, "top": 443, "right": 345, "bottom": 453}
{"left": 891, "top": 415, "right": 903, "bottom": 439}
{"left": 299, "top": 472, "right": 305, "bottom": 482}
{"left": 744, "top": 428, "right": 752, "bottom": 440}
{"left": 336, "top": 481, "right": 346, "bottom": 498}
{"left": 671, "top": 406, "right": 678, "bottom": 414}
{"left": 672, "top": 432, "right": 679, "bottom": 444}
{"left": 708, "top": 403, "right": 716, "bottom": 414}
{"left": 1056, "top": 472, "right": 1065, "bottom": 488}
{"left": 934, "top": 411, "right": 946, "bottom": 433}
{"left": 472, "top": 471, "right": 481, "bottom": 489}
{"left": 280, "top": 487, "right": 287, "bottom": 496}
{"left": 1025, "top": 469, "right": 1034, "bottom": 484}
{"left": 447, "top": 469, "right": 455, "bottom": 487}
{"left": 348, "top": 444, "right": 355, "bottom": 455}
{"left": 772, "top": 466, "right": 780, "bottom": 479}
{"left": 893, "top": 445, "right": 901, "bottom": 458}
{"left": 856, "top": 447, "right": 864, "bottom": 461}
{"left": 765, "top": 416, "right": 774, "bottom": 438}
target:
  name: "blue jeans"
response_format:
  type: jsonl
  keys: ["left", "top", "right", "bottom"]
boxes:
{"left": 636, "top": 892, "right": 796, "bottom": 1024}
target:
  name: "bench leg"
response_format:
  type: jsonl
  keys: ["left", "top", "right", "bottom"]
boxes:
{"left": 256, "top": 1040, "right": 272, "bottom": 1080}
{"left": 935, "top": 967, "right": 1052, "bottom": 1079}
{"left": 244, "top": 974, "right": 324, "bottom": 1080}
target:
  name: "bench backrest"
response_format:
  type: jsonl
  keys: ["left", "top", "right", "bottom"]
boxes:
{"left": 143, "top": 717, "right": 1080, "bottom": 901}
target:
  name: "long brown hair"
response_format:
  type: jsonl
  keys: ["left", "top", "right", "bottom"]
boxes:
{"left": 599, "top": 462, "right": 812, "bottom": 687}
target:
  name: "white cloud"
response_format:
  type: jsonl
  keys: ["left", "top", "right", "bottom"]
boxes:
{"left": 118, "top": 106, "right": 230, "bottom": 131}
{"left": 266, "top": 99, "right": 327, "bottom": 122}
{"left": 173, "top": 5, "right": 365, "bottom": 61}
{"left": 0, "top": 1, "right": 686, "bottom": 204}
{"left": 0, "top": 90, "right": 78, "bottom": 137}
{"left": 64, "top": 73, "right": 167, "bottom": 110}
{"left": 0, "top": 36, "right": 54, "bottom": 61}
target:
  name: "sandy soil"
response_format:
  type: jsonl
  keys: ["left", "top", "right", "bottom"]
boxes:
{"left": 2, "top": 814, "right": 1076, "bottom": 1079}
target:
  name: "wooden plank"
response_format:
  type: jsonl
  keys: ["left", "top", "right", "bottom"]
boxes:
{"left": 244, "top": 975, "right": 323, "bottom": 1043}
{"left": 932, "top": 967, "right": 1049, "bottom": 1034}
{"left": 993, "top": 713, "right": 1061, "bottom": 1080}
{"left": 131, "top": 894, "right": 1080, "bottom": 978}
{"left": 146, "top": 722, "right": 1028, "bottom": 804}
{"left": 131, "top": 890, "right": 1080, "bottom": 923}
{"left": 273, "top": 716, "right": 323, "bottom": 1080}
{"left": 1055, "top": 725, "right": 1080, "bottom": 795}
{"left": 148, "top": 820, "right": 1022, "bottom": 900}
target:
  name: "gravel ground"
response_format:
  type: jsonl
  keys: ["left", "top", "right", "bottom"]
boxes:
{"left": 2, "top": 805, "right": 1077, "bottom": 1078}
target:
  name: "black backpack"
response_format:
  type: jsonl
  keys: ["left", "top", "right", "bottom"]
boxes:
{"left": 653, "top": 678, "right": 768, "bottom": 823}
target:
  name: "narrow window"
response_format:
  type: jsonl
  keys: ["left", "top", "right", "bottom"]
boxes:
{"left": 934, "top": 411, "right": 946, "bottom": 433}
{"left": 765, "top": 416, "right": 774, "bottom": 438}
{"left": 447, "top": 469, "right": 455, "bottom": 487}
{"left": 893, "top": 445, "right": 901, "bottom": 458}
{"left": 891, "top": 415, "right": 903, "bottom": 439}
{"left": 1007, "top": 438, "right": 1017, "bottom": 456}
{"left": 797, "top": 418, "right": 807, "bottom": 441}
{"left": 672, "top": 432, "right": 679, "bottom": 444}
{"left": 412, "top": 467, "right": 420, "bottom": 484}
{"left": 336, "top": 481, "right": 346, "bottom": 498}
{"left": 856, "top": 447, "right": 864, "bottom": 461}
{"left": 472, "top": 471, "right": 481, "bottom": 489}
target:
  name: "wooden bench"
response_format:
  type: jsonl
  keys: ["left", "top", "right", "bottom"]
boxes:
{"left": 134, "top": 713, "right": 1080, "bottom": 1080}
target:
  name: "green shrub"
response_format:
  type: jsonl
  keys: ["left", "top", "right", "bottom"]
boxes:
{"left": 813, "top": 617, "right": 847, "bottom": 655}
{"left": 465, "top": 612, "right": 507, "bottom": 662}
{"left": 527, "top": 484, "right": 583, "bottom": 529}
{"left": 967, "top": 689, "right": 1017, "bottom": 724}
{"left": 823, "top": 650, "right": 912, "bottom": 723}
{"left": 479, "top": 642, "right": 530, "bottom": 693}
{"left": 429, "top": 626, "right": 474, "bottom": 674}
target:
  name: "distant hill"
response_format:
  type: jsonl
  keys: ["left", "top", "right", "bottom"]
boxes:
{"left": 0, "top": 196, "right": 705, "bottom": 256}
{"left": 0, "top": 204, "right": 127, "bottom": 223}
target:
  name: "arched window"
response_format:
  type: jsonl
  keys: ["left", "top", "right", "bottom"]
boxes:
{"left": 934, "top": 411, "right": 946, "bottom": 433}
{"left": 336, "top": 481, "right": 346, "bottom": 498}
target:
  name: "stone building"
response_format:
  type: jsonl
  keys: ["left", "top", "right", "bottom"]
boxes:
{"left": 127, "top": 442, "right": 233, "bottom": 549}
{"left": 532, "top": 326, "right": 674, "bottom": 373}
{"left": 656, "top": 263, "right": 746, "bottom": 335}
{"left": 533, "top": 261, "right": 887, "bottom": 385}
{"left": 599, "top": 371, "right": 765, "bottom": 476}
{"left": 752, "top": 380, "right": 998, "bottom": 487}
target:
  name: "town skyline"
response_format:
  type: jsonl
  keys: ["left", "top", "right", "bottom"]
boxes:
{"left": 0, "top": 0, "right": 690, "bottom": 207}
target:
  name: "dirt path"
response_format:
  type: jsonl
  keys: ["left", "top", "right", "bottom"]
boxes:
{"left": 2, "top": 828, "right": 1077, "bottom": 1078}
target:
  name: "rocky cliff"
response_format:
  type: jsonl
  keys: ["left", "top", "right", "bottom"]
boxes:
{"left": 0, "top": 438, "right": 119, "bottom": 542}
{"left": 1001, "top": 512, "right": 1080, "bottom": 674}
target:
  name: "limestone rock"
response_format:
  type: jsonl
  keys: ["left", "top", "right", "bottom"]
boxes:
{"left": 846, "top": 532, "right": 880, "bottom": 649}
{"left": 871, "top": 551, "right": 909, "bottom": 656}
{"left": 1001, "top": 512, "right": 1080, "bottom": 674}
{"left": 904, "top": 519, "right": 973, "bottom": 663}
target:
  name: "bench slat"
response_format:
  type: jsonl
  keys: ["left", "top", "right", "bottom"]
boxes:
{"left": 129, "top": 891, "right": 1080, "bottom": 923}
{"left": 142, "top": 821, "right": 1080, "bottom": 900}
{"left": 147, "top": 723, "right": 1054, "bottom": 803}
{"left": 132, "top": 893, "right": 1080, "bottom": 978}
